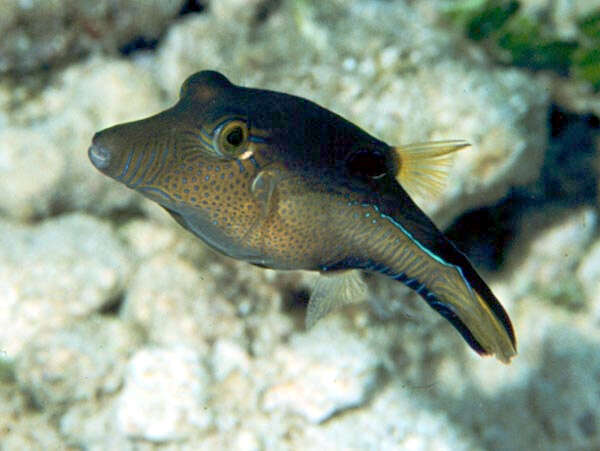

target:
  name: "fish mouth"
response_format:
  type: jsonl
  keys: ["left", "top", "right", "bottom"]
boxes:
{"left": 88, "top": 142, "right": 111, "bottom": 171}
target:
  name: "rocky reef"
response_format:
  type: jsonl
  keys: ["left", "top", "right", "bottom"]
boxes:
{"left": 1, "top": 0, "right": 599, "bottom": 449}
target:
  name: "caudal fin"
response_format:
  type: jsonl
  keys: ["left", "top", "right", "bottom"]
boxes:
{"left": 420, "top": 267, "right": 516, "bottom": 363}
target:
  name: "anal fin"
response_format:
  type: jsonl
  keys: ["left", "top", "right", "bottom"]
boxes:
{"left": 306, "top": 270, "right": 367, "bottom": 328}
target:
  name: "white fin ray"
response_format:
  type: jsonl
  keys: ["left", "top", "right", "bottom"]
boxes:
{"left": 393, "top": 140, "right": 470, "bottom": 199}
{"left": 306, "top": 270, "right": 367, "bottom": 328}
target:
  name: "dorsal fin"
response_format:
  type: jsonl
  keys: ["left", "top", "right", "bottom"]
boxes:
{"left": 392, "top": 140, "right": 470, "bottom": 199}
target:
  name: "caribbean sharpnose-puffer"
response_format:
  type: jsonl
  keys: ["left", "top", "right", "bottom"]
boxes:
{"left": 88, "top": 71, "right": 516, "bottom": 363}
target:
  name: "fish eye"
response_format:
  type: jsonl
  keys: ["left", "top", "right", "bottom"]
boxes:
{"left": 347, "top": 149, "right": 388, "bottom": 179}
{"left": 214, "top": 119, "right": 249, "bottom": 157}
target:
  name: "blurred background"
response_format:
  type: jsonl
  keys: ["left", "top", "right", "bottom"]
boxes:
{"left": 0, "top": 0, "right": 599, "bottom": 449}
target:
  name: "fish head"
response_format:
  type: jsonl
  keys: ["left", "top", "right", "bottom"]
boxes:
{"left": 88, "top": 71, "right": 278, "bottom": 259}
{"left": 89, "top": 70, "right": 255, "bottom": 189}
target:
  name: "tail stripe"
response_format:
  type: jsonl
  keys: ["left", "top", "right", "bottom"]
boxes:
{"left": 389, "top": 271, "right": 487, "bottom": 354}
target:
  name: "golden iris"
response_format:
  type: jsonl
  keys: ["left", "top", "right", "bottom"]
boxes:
{"left": 214, "top": 119, "right": 249, "bottom": 157}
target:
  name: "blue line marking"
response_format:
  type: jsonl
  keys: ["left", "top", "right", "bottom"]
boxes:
{"left": 148, "top": 146, "right": 170, "bottom": 185}
{"left": 363, "top": 202, "right": 474, "bottom": 298}
{"left": 405, "top": 278, "right": 417, "bottom": 288}
{"left": 211, "top": 117, "right": 240, "bottom": 134}
{"left": 195, "top": 130, "right": 213, "bottom": 150}
{"left": 132, "top": 148, "right": 157, "bottom": 188}
{"left": 249, "top": 135, "right": 267, "bottom": 143}
{"left": 137, "top": 186, "right": 175, "bottom": 202}
{"left": 249, "top": 156, "right": 260, "bottom": 169}
{"left": 125, "top": 152, "right": 144, "bottom": 185}
{"left": 118, "top": 150, "right": 134, "bottom": 181}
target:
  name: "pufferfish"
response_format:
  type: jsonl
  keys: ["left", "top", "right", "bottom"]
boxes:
{"left": 88, "top": 71, "right": 516, "bottom": 363}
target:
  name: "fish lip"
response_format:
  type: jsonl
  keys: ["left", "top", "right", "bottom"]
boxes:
{"left": 88, "top": 143, "right": 111, "bottom": 170}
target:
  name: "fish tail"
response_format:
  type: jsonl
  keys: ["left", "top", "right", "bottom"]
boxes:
{"left": 324, "top": 252, "right": 517, "bottom": 362}
{"left": 422, "top": 270, "right": 517, "bottom": 363}
{"left": 391, "top": 140, "right": 470, "bottom": 199}
{"left": 340, "top": 208, "right": 516, "bottom": 362}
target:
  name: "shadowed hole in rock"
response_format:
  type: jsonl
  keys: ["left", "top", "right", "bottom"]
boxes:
{"left": 118, "top": 36, "right": 159, "bottom": 56}
{"left": 445, "top": 195, "right": 520, "bottom": 271}
{"left": 282, "top": 286, "right": 310, "bottom": 316}
{"left": 578, "top": 410, "right": 597, "bottom": 438}
{"left": 119, "top": 1, "right": 208, "bottom": 56}
{"left": 98, "top": 292, "right": 125, "bottom": 316}
{"left": 106, "top": 206, "right": 147, "bottom": 227}
{"left": 445, "top": 103, "right": 600, "bottom": 271}
{"left": 543, "top": 104, "right": 599, "bottom": 203}
{"left": 252, "top": 0, "right": 283, "bottom": 25}
{"left": 178, "top": 0, "right": 207, "bottom": 16}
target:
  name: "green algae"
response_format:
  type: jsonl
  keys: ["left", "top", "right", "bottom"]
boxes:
{"left": 0, "top": 356, "right": 15, "bottom": 384}
{"left": 443, "top": 0, "right": 600, "bottom": 89}
{"left": 538, "top": 277, "right": 587, "bottom": 312}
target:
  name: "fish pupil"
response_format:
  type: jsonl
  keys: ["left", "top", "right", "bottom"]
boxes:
{"left": 347, "top": 149, "right": 387, "bottom": 179}
{"left": 226, "top": 127, "right": 244, "bottom": 146}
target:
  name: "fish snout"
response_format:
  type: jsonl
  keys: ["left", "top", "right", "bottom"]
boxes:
{"left": 88, "top": 111, "right": 175, "bottom": 184}
{"left": 88, "top": 126, "right": 140, "bottom": 182}
{"left": 88, "top": 135, "right": 112, "bottom": 171}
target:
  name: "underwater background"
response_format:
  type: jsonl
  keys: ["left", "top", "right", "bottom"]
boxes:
{"left": 1, "top": 0, "right": 599, "bottom": 449}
